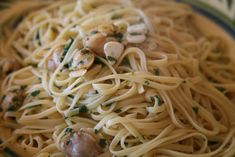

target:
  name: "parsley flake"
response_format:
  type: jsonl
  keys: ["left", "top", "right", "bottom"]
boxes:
{"left": 25, "top": 104, "right": 42, "bottom": 109}
{"left": 107, "top": 56, "right": 117, "bottom": 63}
{"left": 192, "top": 106, "right": 199, "bottom": 114}
{"left": 111, "top": 14, "right": 122, "bottom": 20}
{"left": 79, "top": 105, "right": 88, "bottom": 113}
{"left": 20, "top": 85, "right": 27, "bottom": 90}
{"left": 60, "top": 38, "right": 74, "bottom": 62}
{"left": 130, "top": 32, "right": 142, "bottom": 36}
{"left": 94, "top": 129, "right": 99, "bottom": 134}
{"left": 144, "top": 80, "right": 150, "bottom": 86}
{"left": 208, "top": 140, "right": 219, "bottom": 145}
{"left": 31, "top": 90, "right": 40, "bottom": 97}
{"left": 98, "top": 138, "right": 107, "bottom": 148}
{"left": 112, "top": 32, "right": 123, "bottom": 42}
{"left": 216, "top": 87, "right": 225, "bottom": 92}
{"left": 114, "top": 109, "right": 122, "bottom": 113}
{"left": 153, "top": 69, "right": 160, "bottom": 76}
{"left": 123, "top": 58, "right": 130, "bottom": 65}
{"left": 90, "top": 30, "right": 99, "bottom": 35}
{"left": 64, "top": 128, "right": 73, "bottom": 134}
{"left": 1, "top": 95, "right": 6, "bottom": 101}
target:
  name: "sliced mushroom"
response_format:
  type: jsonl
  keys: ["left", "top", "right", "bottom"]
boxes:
{"left": 61, "top": 128, "right": 104, "bottom": 157}
{"left": 104, "top": 41, "right": 124, "bottom": 65}
{"left": 84, "top": 23, "right": 125, "bottom": 57}
{"left": 126, "top": 23, "right": 148, "bottom": 44}
{"left": 1, "top": 90, "right": 25, "bottom": 112}
{"left": 84, "top": 33, "right": 107, "bottom": 56}
{"left": 127, "top": 34, "right": 146, "bottom": 44}
{"left": 127, "top": 23, "right": 147, "bottom": 34}
{"left": 71, "top": 48, "right": 95, "bottom": 70}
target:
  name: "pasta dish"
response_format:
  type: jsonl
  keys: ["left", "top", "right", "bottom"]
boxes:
{"left": 0, "top": 0, "right": 235, "bottom": 156}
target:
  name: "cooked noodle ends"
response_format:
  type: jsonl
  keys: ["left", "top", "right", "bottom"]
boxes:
{"left": 0, "top": 0, "right": 235, "bottom": 157}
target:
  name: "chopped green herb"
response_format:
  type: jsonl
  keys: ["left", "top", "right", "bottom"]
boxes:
{"left": 105, "top": 103, "right": 113, "bottom": 107}
{"left": 64, "top": 128, "right": 73, "bottom": 134}
{"left": 111, "top": 14, "right": 122, "bottom": 20}
{"left": 144, "top": 80, "right": 150, "bottom": 86}
{"left": 74, "top": 82, "right": 83, "bottom": 88}
{"left": 192, "top": 106, "right": 199, "bottom": 114}
{"left": 94, "top": 57, "right": 103, "bottom": 65}
{"left": 63, "top": 115, "right": 68, "bottom": 119}
{"left": 60, "top": 38, "right": 74, "bottom": 62}
{"left": 208, "top": 140, "right": 219, "bottom": 145}
{"left": 25, "top": 104, "right": 42, "bottom": 109}
{"left": 182, "top": 80, "right": 186, "bottom": 83}
{"left": 114, "top": 109, "right": 122, "bottom": 113}
{"left": 36, "top": 30, "right": 41, "bottom": 46}
{"left": 153, "top": 69, "right": 160, "bottom": 76}
{"left": 12, "top": 96, "right": 19, "bottom": 102}
{"left": 20, "top": 85, "right": 27, "bottom": 90}
{"left": 31, "top": 90, "right": 40, "bottom": 97}
{"left": 38, "top": 78, "right": 42, "bottom": 82}
{"left": 79, "top": 105, "right": 88, "bottom": 113}
{"left": 98, "top": 138, "right": 106, "bottom": 148}
{"left": 123, "top": 58, "right": 130, "bottom": 65}
{"left": 107, "top": 56, "right": 117, "bottom": 63}
{"left": 94, "top": 129, "right": 98, "bottom": 134}
{"left": 29, "top": 63, "right": 37, "bottom": 68}
{"left": 7, "top": 106, "right": 17, "bottom": 111}
{"left": 64, "top": 62, "right": 72, "bottom": 69}
{"left": 66, "top": 139, "right": 72, "bottom": 146}
{"left": 112, "top": 32, "right": 123, "bottom": 42}
{"left": 81, "top": 48, "right": 91, "bottom": 54}
{"left": 90, "top": 30, "right": 99, "bottom": 35}
{"left": 130, "top": 32, "right": 142, "bottom": 36}
{"left": 1, "top": 95, "right": 6, "bottom": 101}
{"left": 68, "top": 95, "right": 74, "bottom": 98}
{"left": 151, "top": 95, "right": 163, "bottom": 106}
{"left": 79, "top": 60, "right": 85, "bottom": 65}
{"left": 65, "top": 128, "right": 73, "bottom": 133}
{"left": 17, "top": 136, "right": 23, "bottom": 142}
{"left": 92, "top": 112, "right": 99, "bottom": 115}
{"left": 6, "top": 69, "right": 13, "bottom": 75}
{"left": 216, "top": 87, "right": 225, "bottom": 92}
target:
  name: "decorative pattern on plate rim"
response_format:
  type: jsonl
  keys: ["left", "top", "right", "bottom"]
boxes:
{"left": 179, "top": 0, "right": 235, "bottom": 37}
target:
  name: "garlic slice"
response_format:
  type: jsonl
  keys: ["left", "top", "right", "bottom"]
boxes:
{"left": 104, "top": 41, "right": 124, "bottom": 65}
{"left": 127, "top": 34, "right": 146, "bottom": 44}
{"left": 127, "top": 23, "right": 147, "bottom": 34}
{"left": 72, "top": 48, "right": 95, "bottom": 70}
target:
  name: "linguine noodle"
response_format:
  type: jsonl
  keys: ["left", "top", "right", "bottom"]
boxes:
{"left": 0, "top": 0, "right": 235, "bottom": 156}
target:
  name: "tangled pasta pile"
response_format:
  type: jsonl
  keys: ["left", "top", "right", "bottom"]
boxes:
{"left": 0, "top": 0, "right": 235, "bottom": 157}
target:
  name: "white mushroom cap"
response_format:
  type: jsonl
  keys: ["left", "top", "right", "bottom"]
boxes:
{"left": 104, "top": 41, "right": 124, "bottom": 65}
{"left": 127, "top": 34, "right": 146, "bottom": 44}
{"left": 127, "top": 23, "right": 147, "bottom": 34}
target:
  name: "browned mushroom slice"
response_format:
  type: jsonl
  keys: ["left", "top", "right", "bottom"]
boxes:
{"left": 61, "top": 128, "right": 104, "bottom": 157}
{"left": 84, "top": 23, "right": 119, "bottom": 57}
{"left": 84, "top": 33, "right": 107, "bottom": 56}
{"left": 71, "top": 48, "right": 95, "bottom": 70}
{"left": 1, "top": 90, "right": 25, "bottom": 112}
